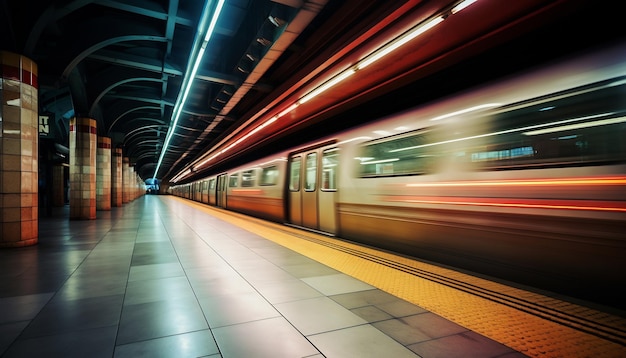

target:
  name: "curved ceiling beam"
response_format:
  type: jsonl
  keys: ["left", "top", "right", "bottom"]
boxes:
{"left": 107, "top": 105, "right": 162, "bottom": 133}
{"left": 62, "top": 35, "right": 168, "bottom": 80}
{"left": 125, "top": 139, "right": 162, "bottom": 158}
{"left": 123, "top": 125, "right": 165, "bottom": 145}
{"left": 24, "top": 0, "right": 198, "bottom": 56}
{"left": 89, "top": 77, "right": 165, "bottom": 117}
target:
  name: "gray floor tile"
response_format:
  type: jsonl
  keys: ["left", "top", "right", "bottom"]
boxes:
{"left": 0, "top": 293, "right": 53, "bottom": 323}
{"left": 280, "top": 262, "right": 340, "bottom": 278}
{"left": 117, "top": 297, "right": 208, "bottom": 345}
{"left": 212, "top": 317, "right": 320, "bottom": 358}
{"left": 400, "top": 311, "right": 469, "bottom": 338}
{"left": 20, "top": 294, "right": 124, "bottom": 338}
{"left": 308, "top": 324, "right": 419, "bottom": 358}
{"left": 350, "top": 305, "right": 394, "bottom": 322}
{"left": 128, "top": 262, "right": 185, "bottom": 281}
{"left": 377, "top": 298, "right": 429, "bottom": 317}
{"left": 408, "top": 331, "right": 522, "bottom": 358}
{"left": 114, "top": 329, "right": 219, "bottom": 358}
{"left": 3, "top": 325, "right": 117, "bottom": 358}
{"left": 330, "top": 288, "right": 403, "bottom": 309}
{"left": 123, "top": 276, "right": 195, "bottom": 306}
{"left": 372, "top": 317, "right": 433, "bottom": 345}
{"left": 199, "top": 291, "right": 280, "bottom": 328}
{"left": 253, "top": 278, "right": 323, "bottom": 304}
{"left": 275, "top": 296, "right": 367, "bottom": 335}
{"left": 302, "top": 273, "right": 376, "bottom": 295}
{"left": 0, "top": 321, "right": 29, "bottom": 356}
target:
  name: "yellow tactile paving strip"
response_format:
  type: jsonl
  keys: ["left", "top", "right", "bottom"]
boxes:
{"left": 174, "top": 197, "right": 626, "bottom": 358}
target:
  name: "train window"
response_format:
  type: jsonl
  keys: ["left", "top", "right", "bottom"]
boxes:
{"left": 358, "top": 129, "right": 436, "bottom": 177}
{"left": 260, "top": 165, "right": 278, "bottom": 186}
{"left": 465, "top": 78, "right": 626, "bottom": 169}
{"left": 289, "top": 156, "right": 301, "bottom": 191}
{"left": 358, "top": 77, "right": 626, "bottom": 177}
{"left": 229, "top": 174, "right": 239, "bottom": 187}
{"left": 305, "top": 152, "right": 317, "bottom": 191}
{"left": 209, "top": 178, "right": 215, "bottom": 189}
{"left": 241, "top": 170, "right": 255, "bottom": 187}
{"left": 321, "top": 148, "right": 339, "bottom": 190}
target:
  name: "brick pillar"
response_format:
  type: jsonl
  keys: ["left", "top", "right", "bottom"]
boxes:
{"left": 0, "top": 51, "right": 38, "bottom": 247}
{"left": 52, "top": 164, "right": 65, "bottom": 207}
{"left": 96, "top": 136, "right": 111, "bottom": 211}
{"left": 122, "top": 157, "right": 130, "bottom": 204}
{"left": 111, "top": 148, "right": 122, "bottom": 207}
{"left": 69, "top": 117, "right": 97, "bottom": 220}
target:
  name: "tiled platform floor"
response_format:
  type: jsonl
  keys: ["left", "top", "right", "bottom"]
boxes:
{"left": 0, "top": 195, "right": 524, "bottom": 357}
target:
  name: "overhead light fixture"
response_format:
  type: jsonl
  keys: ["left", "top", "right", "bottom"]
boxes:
{"left": 451, "top": 0, "right": 477, "bottom": 14}
{"left": 256, "top": 37, "right": 272, "bottom": 46}
{"left": 299, "top": 69, "right": 356, "bottom": 104}
{"left": 237, "top": 63, "right": 250, "bottom": 74}
{"left": 269, "top": 15, "right": 285, "bottom": 27}
{"left": 222, "top": 86, "right": 234, "bottom": 95}
{"left": 152, "top": 0, "right": 226, "bottom": 181}
{"left": 357, "top": 16, "right": 444, "bottom": 71}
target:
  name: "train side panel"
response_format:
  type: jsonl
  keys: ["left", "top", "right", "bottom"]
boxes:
{"left": 224, "top": 158, "right": 288, "bottom": 222}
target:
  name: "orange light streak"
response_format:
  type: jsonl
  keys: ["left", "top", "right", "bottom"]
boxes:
{"left": 230, "top": 189, "right": 264, "bottom": 195}
{"left": 382, "top": 196, "right": 626, "bottom": 212}
{"left": 405, "top": 177, "right": 626, "bottom": 188}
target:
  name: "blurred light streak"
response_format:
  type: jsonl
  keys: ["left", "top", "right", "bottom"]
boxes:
{"left": 382, "top": 196, "right": 626, "bottom": 212}
{"left": 404, "top": 177, "right": 626, "bottom": 187}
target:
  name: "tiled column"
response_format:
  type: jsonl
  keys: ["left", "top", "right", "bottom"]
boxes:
{"left": 111, "top": 148, "right": 122, "bottom": 207}
{"left": 0, "top": 52, "right": 38, "bottom": 247}
{"left": 69, "top": 117, "right": 97, "bottom": 220}
{"left": 122, "top": 157, "right": 130, "bottom": 204}
{"left": 96, "top": 136, "right": 111, "bottom": 211}
{"left": 52, "top": 164, "right": 65, "bottom": 207}
{"left": 129, "top": 165, "right": 136, "bottom": 201}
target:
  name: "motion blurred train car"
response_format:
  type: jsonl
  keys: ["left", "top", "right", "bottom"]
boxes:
{"left": 171, "top": 42, "right": 626, "bottom": 310}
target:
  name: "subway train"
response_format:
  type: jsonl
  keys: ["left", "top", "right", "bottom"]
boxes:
{"left": 169, "top": 42, "right": 626, "bottom": 312}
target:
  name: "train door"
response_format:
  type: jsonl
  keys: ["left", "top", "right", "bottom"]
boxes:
{"left": 208, "top": 178, "right": 216, "bottom": 206}
{"left": 319, "top": 146, "right": 338, "bottom": 233}
{"left": 216, "top": 174, "right": 228, "bottom": 208}
{"left": 288, "top": 155, "right": 303, "bottom": 226}
{"left": 287, "top": 144, "right": 338, "bottom": 233}
{"left": 301, "top": 151, "right": 319, "bottom": 228}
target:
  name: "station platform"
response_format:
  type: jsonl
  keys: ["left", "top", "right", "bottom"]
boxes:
{"left": 1, "top": 195, "right": 624, "bottom": 357}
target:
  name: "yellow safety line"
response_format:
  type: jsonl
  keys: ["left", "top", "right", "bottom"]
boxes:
{"left": 172, "top": 196, "right": 626, "bottom": 358}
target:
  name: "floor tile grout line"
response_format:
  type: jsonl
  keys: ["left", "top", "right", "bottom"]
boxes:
{"left": 151, "top": 196, "right": 223, "bottom": 356}
{"left": 109, "top": 199, "right": 145, "bottom": 355}
{"left": 157, "top": 196, "right": 328, "bottom": 354}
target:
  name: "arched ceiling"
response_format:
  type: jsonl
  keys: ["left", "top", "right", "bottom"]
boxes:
{"left": 1, "top": 0, "right": 624, "bottom": 184}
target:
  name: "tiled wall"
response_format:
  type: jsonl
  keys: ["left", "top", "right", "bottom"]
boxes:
{"left": 96, "top": 136, "right": 111, "bottom": 211}
{"left": 122, "top": 157, "right": 130, "bottom": 204}
{"left": 69, "top": 117, "right": 97, "bottom": 220}
{"left": 111, "top": 148, "right": 123, "bottom": 207}
{"left": 0, "top": 51, "right": 38, "bottom": 247}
